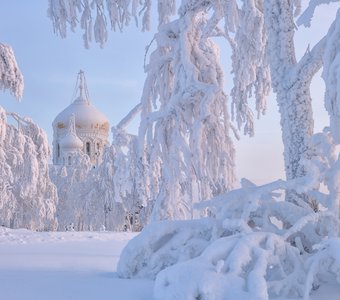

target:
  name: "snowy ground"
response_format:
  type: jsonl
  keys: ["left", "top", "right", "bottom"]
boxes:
{"left": 0, "top": 228, "right": 153, "bottom": 300}
{"left": 1, "top": 227, "right": 340, "bottom": 300}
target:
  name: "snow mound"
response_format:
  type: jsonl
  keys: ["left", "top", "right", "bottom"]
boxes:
{"left": 154, "top": 232, "right": 304, "bottom": 300}
{"left": 117, "top": 218, "right": 216, "bottom": 279}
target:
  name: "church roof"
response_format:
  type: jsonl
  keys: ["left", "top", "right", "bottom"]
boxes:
{"left": 53, "top": 71, "right": 109, "bottom": 131}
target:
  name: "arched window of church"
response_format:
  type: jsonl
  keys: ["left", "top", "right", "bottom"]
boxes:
{"left": 68, "top": 156, "right": 71, "bottom": 165}
{"left": 86, "top": 142, "right": 91, "bottom": 156}
{"left": 57, "top": 144, "right": 60, "bottom": 158}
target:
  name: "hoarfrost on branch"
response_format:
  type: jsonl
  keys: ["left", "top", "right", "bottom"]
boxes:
{"left": 0, "top": 43, "right": 23, "bottom": 100}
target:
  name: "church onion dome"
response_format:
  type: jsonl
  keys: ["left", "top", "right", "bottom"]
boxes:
{"left": 53, "top": 71, "right": 109, "bottom": 132}
{"left": 60, "top": 132, "right": 83, "bottom": 150}
{"left": 59, "top": 114, "right": 83, "bottom": 150}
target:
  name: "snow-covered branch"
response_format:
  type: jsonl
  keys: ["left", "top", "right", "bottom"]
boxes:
{"left": 294, "top": 36, "right": 326, "bottom": 87}
{"left": 116, "top": 102, "right": 142, "bottom": 130}
{"left": 48, "top": 0, "right": 177, "bottom": 47}
{"left": 6, "top": 111, "right": 33, "bottom": 127}
{"left": 297, "top": 0, "right": 340, "bottom": 27}
{"left": 229, "top": 0, "right": 270, "bottom": 136}
{"left": 304, "top": 238, "right": 340, "bottom": 299}
{"left": 323, "top": 9, "right": 340, "bottom": 142}
{"left": 0, "top": 43, "right": 23, "bottom": 100}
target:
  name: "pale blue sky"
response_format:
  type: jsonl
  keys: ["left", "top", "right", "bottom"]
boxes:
{"left": 0, "top": 1, "right": 338, "bottom": 184}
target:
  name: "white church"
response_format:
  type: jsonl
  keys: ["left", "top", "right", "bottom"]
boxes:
{"left": 52, "top": 71, "right": 110, "bottom": 167}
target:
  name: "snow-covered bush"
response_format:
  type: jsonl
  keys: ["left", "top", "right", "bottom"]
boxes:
{"left": 118, "top": 218, "right": 216, "bottom": 279}
{"left": 118, "top": 129, "right": 340, "bottom": 299}
{"left": 154, "top": 232, "right": 305, "bottom": 300}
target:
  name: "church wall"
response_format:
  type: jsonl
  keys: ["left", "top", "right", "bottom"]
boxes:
{"left": 53, "top": 126, "right": 109, "bottom": 166}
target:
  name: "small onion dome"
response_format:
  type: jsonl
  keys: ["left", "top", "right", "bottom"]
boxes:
{"left": 59, "top": 114, "right": 83, "bottom": 150}
{"left": 59, "top": 131, "right": 83, "bottom": 150}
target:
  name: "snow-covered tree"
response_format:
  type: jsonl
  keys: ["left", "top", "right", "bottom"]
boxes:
{"left": 110, "top": 126, "right": 148, "bottom": 230}
{"left": 137, "top": 2, "right": 236, "bottom": 220}
{"left": 79, "top": 137, "right": 141, "bottom": 231}
{"left": 228, "top": 1, "right": 340, "bottom": 208}
{"left": 0, "top": 112, "right": 58, "bottom": 230}
{"left": 0, "top": 42, "right": 58, "bottom": 230}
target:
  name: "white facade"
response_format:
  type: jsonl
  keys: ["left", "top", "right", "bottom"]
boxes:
{"left": 52, "top": 71, "right": 109, "bottom": 166}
